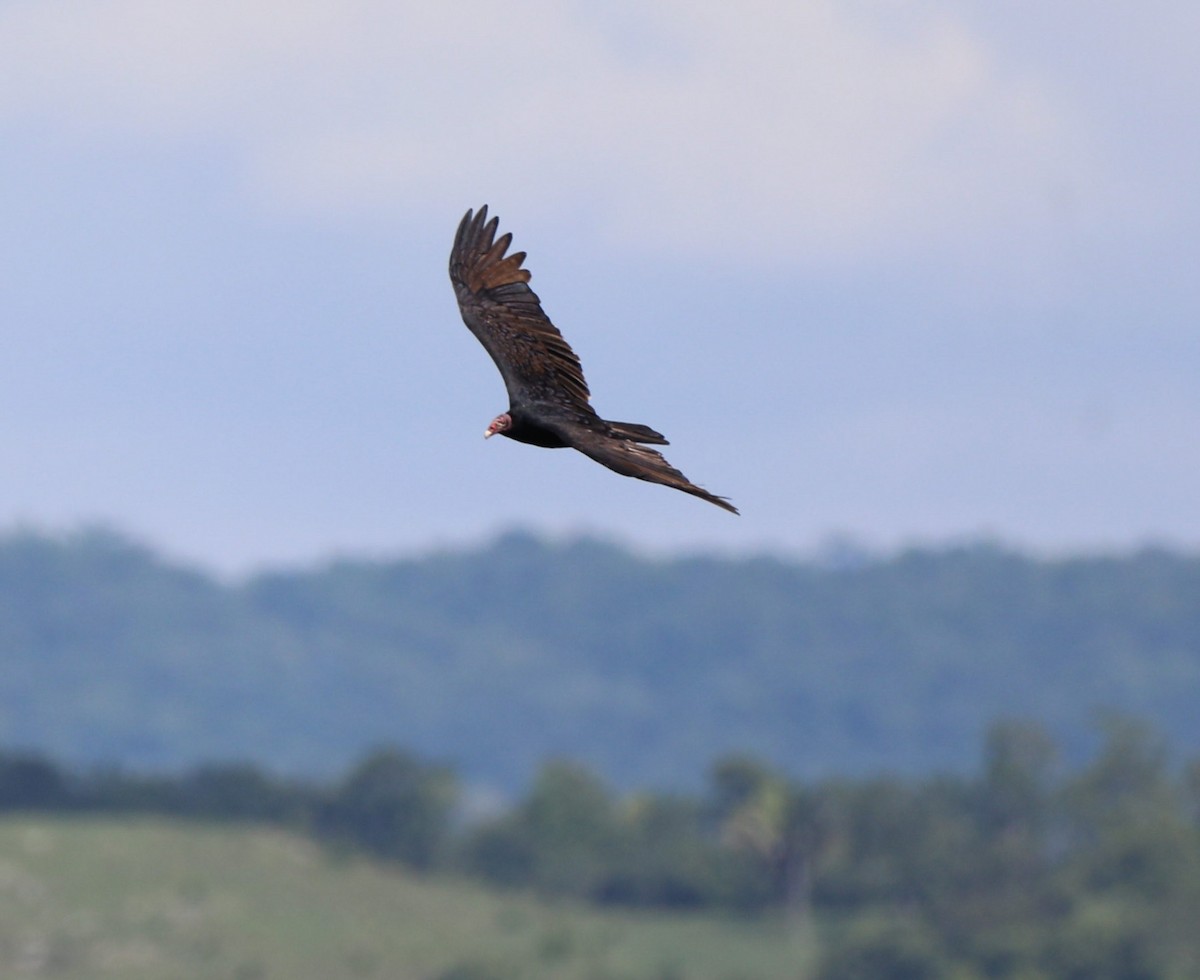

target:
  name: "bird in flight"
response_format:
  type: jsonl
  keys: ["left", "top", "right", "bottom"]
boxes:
{"left": 449, "top": 206, "right": 737, "bottom": 514}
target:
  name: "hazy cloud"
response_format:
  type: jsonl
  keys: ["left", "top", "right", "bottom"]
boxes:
{"left": 0, "top": 0, "right": 1116, "bottom": 264}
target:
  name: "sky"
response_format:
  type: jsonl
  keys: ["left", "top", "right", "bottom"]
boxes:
{"left": 0, "top": 0, "right": 1196, "bottom": 574}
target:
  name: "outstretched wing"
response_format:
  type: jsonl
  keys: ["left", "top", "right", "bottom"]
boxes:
{"left": 449, "top": 205, "right": 592, "bottom": 414}
{"left": 558, "top": 420, "right": 740, "bottom": 514}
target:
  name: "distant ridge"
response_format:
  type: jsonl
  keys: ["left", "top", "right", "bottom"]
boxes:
{"left": 0, "top": 527, "right": 1197, "bottom": 792}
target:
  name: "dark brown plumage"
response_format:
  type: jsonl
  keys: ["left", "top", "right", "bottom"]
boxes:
{"left": 449, "top": 205, "right": 738, "bottom": 514}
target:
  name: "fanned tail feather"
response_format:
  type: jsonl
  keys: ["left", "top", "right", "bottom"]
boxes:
{"left": 606, "top": 421, "right": 669, "bottom": 445}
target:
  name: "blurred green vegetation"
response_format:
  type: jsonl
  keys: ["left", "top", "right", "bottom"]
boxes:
{"left": 1, "top": 527, "right": 1199, "bottom": 789}
{"left": 2, "top": 526, "right": 1199, "bottom": 974}
{"left": 2, "top": 716, "right": 1200, "bottom": 977}
{"left": 0, "top": 817, "right": 813, "bottom": 980}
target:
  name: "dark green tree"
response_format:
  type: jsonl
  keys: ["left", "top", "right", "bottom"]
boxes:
{"left": 0, "top": 751, "right": 71, "bottom": 809}
{"left": 1063, "top": 715, "right": 1194, "bottom": 897}
{"left": 518, "top": 760, "right": 620, "bottom": 896}
{"left": 319, "top": 747, "right": 457, "bottom": 870}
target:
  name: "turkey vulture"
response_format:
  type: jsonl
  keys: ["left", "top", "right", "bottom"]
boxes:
{"left": 449, "top": 206, "right": 738, "bottom": 514}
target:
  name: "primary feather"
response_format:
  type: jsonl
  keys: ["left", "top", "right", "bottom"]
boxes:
{"left": 449, "top": 205, "right": 738, "bottom": 515}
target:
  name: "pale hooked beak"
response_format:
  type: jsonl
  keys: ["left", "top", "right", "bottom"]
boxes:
{"left": 484, "top": 428, "right": 495, "bottom": 439}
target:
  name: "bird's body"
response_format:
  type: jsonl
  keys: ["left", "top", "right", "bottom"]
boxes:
{"left": 500, "top": 409, "right": 569, "bottom": 448}
{"left": 449, "top": 205, "right": 737, "bottom": 515}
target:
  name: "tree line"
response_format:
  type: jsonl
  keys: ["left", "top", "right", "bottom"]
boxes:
{"left": 3, "top": 714, "right": 1200, "bottom": 977}
{"left": 5, "top": 527, "right": 1200, "bottom": 790}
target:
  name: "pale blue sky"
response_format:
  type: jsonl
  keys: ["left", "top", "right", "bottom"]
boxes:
{"left": 0, "top": 1, "right": 1196, "bottom": 572}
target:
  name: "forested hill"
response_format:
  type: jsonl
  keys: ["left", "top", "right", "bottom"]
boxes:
{"left": 1, "top": 527, "right": 1197, "bottom": 792}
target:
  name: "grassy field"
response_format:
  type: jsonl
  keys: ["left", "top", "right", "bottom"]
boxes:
{"left": 0, "top": 817, "right": 816, "bottom": 979}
